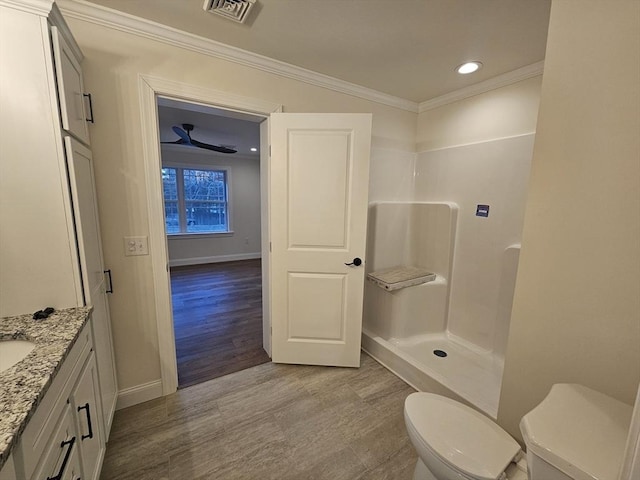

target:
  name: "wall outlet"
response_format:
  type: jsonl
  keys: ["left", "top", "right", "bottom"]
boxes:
{"left": 124, "top": 236, "right": 149, "bottom": 256}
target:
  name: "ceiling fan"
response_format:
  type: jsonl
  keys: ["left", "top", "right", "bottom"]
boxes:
{"left": 162, "top": 123, "right": 237, "bottom": 154}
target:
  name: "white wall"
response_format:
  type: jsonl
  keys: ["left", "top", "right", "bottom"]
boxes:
{"left": 64, "top": 15, "right": 417, "bottom": 393}
{"left": 162, "top": 147, "right": 261, "bottom": 266}
{"left": 498, "top": 0, "right": 640, "bottom": 443}
{"left": 415, "top": 76, "right": 542, "bottom": 353}
{"left": 368, "top": 147, "right": 416, "bottom": 203}
{"left": 0, "top": 7, "right": 82, "bottom": 316}
{"left": 415, "top": 135, "right": 534, "bottom": 352}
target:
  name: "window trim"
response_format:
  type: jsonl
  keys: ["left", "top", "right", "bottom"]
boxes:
{"left": 161, "top": 163, "right": 232, "bottom": 236}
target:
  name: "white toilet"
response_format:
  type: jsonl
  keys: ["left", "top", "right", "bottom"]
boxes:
{"left": 404, "top": 383, "right": 633, "bottom": 480}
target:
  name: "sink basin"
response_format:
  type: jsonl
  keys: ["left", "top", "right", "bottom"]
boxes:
{"left": 0, "top": 339, "right": 36, "bottom": 373}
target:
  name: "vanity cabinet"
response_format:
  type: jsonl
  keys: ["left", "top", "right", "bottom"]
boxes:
{"left": 0, "top": 455, "right": 16, "bottom": 480}
{"left": 0, "top": 0, "right": 117, "bottom": 444}
{"left": 14, "top": 319, "right": 105, "bottom": 480}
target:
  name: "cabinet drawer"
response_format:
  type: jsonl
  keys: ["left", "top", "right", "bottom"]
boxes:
{"left": 16, "top": 323, "right": 91, "bottom": 480}
{"left": 30, "top": 405, "right": 81, "bottom": 480}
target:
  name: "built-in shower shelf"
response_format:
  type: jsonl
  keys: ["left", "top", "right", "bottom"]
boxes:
{"left": 367, "top": 266, "right": 436, "bottom": 291}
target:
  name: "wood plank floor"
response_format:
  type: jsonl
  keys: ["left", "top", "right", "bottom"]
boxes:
{"left": 170, "top": 260, "right": 270, "bottom": 389}
{"left": 100, "top": 353, "right": 418, "bottom": 480}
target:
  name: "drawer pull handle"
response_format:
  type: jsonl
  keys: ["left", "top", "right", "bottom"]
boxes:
{"left": 104, "top": 269, "right": 114, "bottom": 294}
{"left": 46, "top": 436, "right": 75, "bottom": 480}
{"left": 83, "top": 93, "right": 94, "bottom": 123}
{"left": 78, "top": 403, "right": 94, "bottom": 440}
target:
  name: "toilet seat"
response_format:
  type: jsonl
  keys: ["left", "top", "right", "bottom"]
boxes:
{"left": 405, "top": 393, "right": 522, "bottom": 480}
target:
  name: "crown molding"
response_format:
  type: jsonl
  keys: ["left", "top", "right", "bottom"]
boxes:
{"left": 0, "top": 0, "right": 54, "bottom": 15}
{"left": 56, "top": 0, "right": 419, "bottom": 113}
{"left": 418, "top": 61, "right": 545, "bottom": 112}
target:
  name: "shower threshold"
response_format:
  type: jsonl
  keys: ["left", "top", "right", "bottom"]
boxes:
{"left": 362, "top": 329, "right": 503, "bottom": 418}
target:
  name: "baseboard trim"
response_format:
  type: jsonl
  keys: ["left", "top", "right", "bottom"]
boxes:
{"left": 169, "top": 252, "right": 261, "bottom": 267}
{"left": 116, "top": 379, "right": 163, "bottom": 410}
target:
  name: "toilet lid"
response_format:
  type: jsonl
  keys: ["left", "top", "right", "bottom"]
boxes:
{"left": 405, "top": 393, "right": 521, "bottom": 480}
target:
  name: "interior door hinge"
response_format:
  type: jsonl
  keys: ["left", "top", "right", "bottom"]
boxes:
{"left": 269, "top": 242, "right": 272, "bottom": 252}
{"left": 269, "top": 145, "right": 271, "bottom": 157}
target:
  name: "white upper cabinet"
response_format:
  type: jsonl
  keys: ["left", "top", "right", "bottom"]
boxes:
{"left": 51, "top": 25, "right": 92, "bottom": 145}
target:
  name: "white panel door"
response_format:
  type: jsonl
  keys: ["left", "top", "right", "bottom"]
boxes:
{"left": 270, "top": 113, "right": 372, "bottom": 367}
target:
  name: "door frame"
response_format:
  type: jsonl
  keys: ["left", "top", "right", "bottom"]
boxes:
{"left": 139, "top": 74, "right": 282, "bottom": 395}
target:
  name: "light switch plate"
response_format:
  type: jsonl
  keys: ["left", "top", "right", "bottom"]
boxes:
{"left": 124, "top": 236, "right": 149, "bottom": 256}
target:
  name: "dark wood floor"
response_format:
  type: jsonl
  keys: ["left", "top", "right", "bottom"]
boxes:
{"left": 170, "top": 259, "right": 270, "bottom": 388}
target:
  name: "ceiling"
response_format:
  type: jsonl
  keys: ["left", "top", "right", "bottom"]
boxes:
{"left": 158, "top": 98, "right": 262, "bottom": 157}
{"left": 82, "top": 0, "right": 552, "bottom": 103}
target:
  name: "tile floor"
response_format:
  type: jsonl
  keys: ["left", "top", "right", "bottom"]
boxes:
{"left": 100, "top": 353, "right": 418, "bottom": 479}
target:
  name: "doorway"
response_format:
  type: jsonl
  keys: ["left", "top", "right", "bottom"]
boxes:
{"left": 138, "top": 74, "right": 282, "bottom": 395}
{"left": 140, "top": 76, "right": 371, "bottom": 395}
{"left": 157, "top": 97, "right": 270, "bottom": 388}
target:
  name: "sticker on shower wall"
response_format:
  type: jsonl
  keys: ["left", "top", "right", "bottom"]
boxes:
{"left": 476, "top": 205, "right": 490, "bottom": 217}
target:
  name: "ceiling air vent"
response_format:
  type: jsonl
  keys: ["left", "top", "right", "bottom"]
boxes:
{"left": 203, "top": 0, "right": 257, "bottom": 24}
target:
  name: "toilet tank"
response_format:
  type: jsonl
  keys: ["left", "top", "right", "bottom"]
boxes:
{"left": 520, "top": 384, "right": 633, "bottom": 480}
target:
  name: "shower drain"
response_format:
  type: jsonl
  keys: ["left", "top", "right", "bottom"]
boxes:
{"left": 433, "top": 349, "right": 448, "bottom": 358}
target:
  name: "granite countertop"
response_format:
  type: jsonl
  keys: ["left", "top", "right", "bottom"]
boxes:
{"left": 0, "top": 307, "right": 92, "bottom": 470}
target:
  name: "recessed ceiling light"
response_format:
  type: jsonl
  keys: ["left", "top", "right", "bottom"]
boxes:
{"left": 250, "top": 147, "right": 258, "bottom": 152}
{"left": 456, "top": 61, "right": 483, "bottom": 75}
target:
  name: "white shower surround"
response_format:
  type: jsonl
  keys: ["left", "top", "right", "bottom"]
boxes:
{"left": 363, "top": 134, "right": 534, "bottom": 418}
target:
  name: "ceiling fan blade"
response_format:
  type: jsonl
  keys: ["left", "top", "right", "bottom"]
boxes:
{"left": 160, "top": 138, "right": 188, "bottom": 145}
{"left": 191, "top": 139, "right": 237, "bottom": 154}
{"left": 172, "top": 126, "right": 193, "bottom": 145}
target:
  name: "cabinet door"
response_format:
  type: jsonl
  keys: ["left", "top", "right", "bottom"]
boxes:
{"left": 71, "top": 352, "right": 105, "bottom": 480}
{"left": 64, "top": 137, "right": 103, "bottom": 299}
{"left": 31, "top": 404, "right": 82, "bottom": 480}
{"left": 0, "top": 454, "right": 16, "bottom": 480}
{"left": 90, "top": 288, "right": 118, "bottom": 439}
{"left": 64, "top": 136, "right": 118, "bottom": 439}
{"left": 51, "top": 26, "right": 90, "bottom": 145}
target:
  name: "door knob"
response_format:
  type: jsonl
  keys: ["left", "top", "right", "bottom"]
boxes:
{"left": 345, "top": 257, "right": 362, "bottom": 267}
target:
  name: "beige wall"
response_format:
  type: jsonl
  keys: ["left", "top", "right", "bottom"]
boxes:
{"left": 498, "top": 0, "right": 640, "bottom": 443}
{"left": 65, "top": 17, "right": 417, "bottom": 392}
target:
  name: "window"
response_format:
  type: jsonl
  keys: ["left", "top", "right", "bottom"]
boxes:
{"left": 162, "top": 167, "right": 230, "bottom": 234}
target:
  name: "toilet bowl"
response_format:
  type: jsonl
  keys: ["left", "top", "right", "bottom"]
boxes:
{"left": 404, "top": 384, "right": 633, "bottom": 480}
{"left": 404, "top": 393, "right": 525, "bottom": 480}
